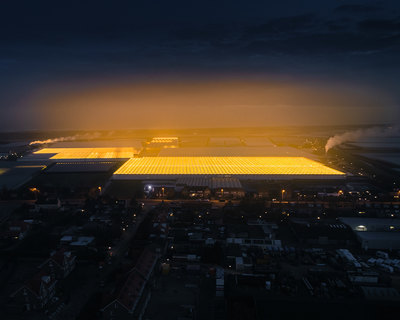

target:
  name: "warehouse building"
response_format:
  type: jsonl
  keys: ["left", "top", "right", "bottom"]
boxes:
{"left": 157, "top": 146, "right": 318, "bottom": 159}
{"left": 21, "top": 141, "right": 345, "bottom": 195}
{"left": 25, "top": 139, "right": 143, "bottom": 163}
{"left": 112, "top": 156, "right": 345, "bottom": 180}
{"left": 340, "top": 218, "right": 400, "bottom": 250}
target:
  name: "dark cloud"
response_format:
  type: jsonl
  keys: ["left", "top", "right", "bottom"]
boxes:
{"left": 359, "top": 17, "right": 400, "bottom": 32}
{"left": 244, "top": 14, "right": 318, "bottom": 36}
{"left": 335, "top": 4, "right": 382, "bottom": 14}
{"left": 0, "top": 0, "right": 400, "bottom": 130}
{"left": 167, "top": 13, "right": 400, "bottom": 60}
{"left": 239, "top": 29, "right": 400, "bottom": 56}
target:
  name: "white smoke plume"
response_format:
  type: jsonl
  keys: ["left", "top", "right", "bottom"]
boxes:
{"left": 325, "top": 126, "right": 399, "bottom": 152}
{"left": 29, "top": 132, "right": 102, "bottom": 146}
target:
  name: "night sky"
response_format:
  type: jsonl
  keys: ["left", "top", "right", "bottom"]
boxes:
{"left": 1, "top": 0, "right": 399, "bottom": 131}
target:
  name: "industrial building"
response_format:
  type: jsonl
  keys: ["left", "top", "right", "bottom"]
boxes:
{"left": 340, "top": 218, "right": 400, "bottom": 250}
{"left": 0, "top": 163, "right": 46, "bottom": 190}
{"left": 25, "top": 139, "right": 144, "bottom": 162}
{"left": 17, "top": 139, "right": 345, "bottom": 197}
{"left": 34, "top": 147, "right": 139, "bottom": 160}
{"left": 112, "top": 156, "right": 344, "bottom": 180}
{"left": 45, "top": 161, "right": 118, "bottom": 173}
{"left": 157, "top": 146, "right": 319, "bottom": 159}
{"left": 244, "top": 137, "right": 276, "bottom": 147}
{"left": 208, "top": 137, "right": 241, "bottom": 146}
{"left": 146, "top": 137, "right": 179, "bottom": 148}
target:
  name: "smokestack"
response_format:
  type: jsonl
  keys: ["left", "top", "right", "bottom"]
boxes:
{"left": 29, "top": 132, "right": 101, "bottom": 146}
{"left": 325, "top": 125, "right": 399, "bottom": 152}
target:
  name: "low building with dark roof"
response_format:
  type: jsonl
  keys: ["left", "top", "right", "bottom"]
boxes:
{"left": 290, "top": 218, "right": 356, "bottom": 246}
{"left": 225, "top": 224, "right": 280, "bottom": 249}
{"left": 340, "top": 217, "right": 400, "bottom": 250}
{"left": 101, "top": 249, "right": 158, "bottom": 319}
{"left": 1, "top": 220, "right": 32, "bottom": 240}
{"left": 39, "top": 248, "right": 76, "bottom": 279}
{"left": 10, "top": 270, "right": 57, "bottom": 311}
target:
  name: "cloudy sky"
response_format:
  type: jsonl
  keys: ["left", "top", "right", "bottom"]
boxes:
{"left": 0, "top": 0, "right": 399, "bottom": 130}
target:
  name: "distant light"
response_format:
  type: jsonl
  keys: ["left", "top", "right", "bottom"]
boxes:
{"left": 355, "top": 225, "right": 367, "bottom": 231}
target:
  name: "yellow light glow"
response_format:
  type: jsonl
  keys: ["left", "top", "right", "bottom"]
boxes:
{"left": 34, "top": 147, "right": 138, "bottom": 159}
{"left": 15, "top": 165, "right": 46, "bottom": 168}
{"left": 114, "top": 157, "right": 345, "bottom": 176}
{"left": 150, "top": 137, "right": 179, "bottom": 144}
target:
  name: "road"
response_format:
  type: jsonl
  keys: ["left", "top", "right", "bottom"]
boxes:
{"left": 139, "top": 198, "right": 240, "bottom": 209}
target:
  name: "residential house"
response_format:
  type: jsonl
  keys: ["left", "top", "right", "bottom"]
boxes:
{"left": 39, "top": 248, "right": 76, "bottom": 279}
{"left": 11, "top": 270, "right": 57, "bottom": 311}
{"left": 101, "top": 249, "right": 158, "bottom": 319}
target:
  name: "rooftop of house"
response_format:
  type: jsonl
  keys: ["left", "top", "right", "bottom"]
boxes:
{"left": 134, "top": 250, "right": 158, "bottom": 279}
{"left": 116, "top": 270, "right": 146, "bottom": 311}
{"left": 12, "top": 269, "right": 56, "bottom": 298}
{"left": 103, "top": 248, "right": 158, "bottom": 312}
{"left": 48, "top": 248, "right": 75, "bottom": 266}
{"left": 226, "top": 224, "right": 269, "bottom": 239}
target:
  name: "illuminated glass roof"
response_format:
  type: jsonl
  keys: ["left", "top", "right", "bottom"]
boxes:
{"left": 34, "top": 147, "right": 138, "bottom": 159}
{"left": 114, "top": 157, "right": 344, "bottom": 176}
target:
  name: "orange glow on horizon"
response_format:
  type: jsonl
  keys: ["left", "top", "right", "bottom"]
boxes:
{"left": 31, "top": 78, "right": 394, "bottom": 130}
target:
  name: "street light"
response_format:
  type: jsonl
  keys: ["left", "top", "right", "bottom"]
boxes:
{"left": 29, "top": 187, "right": 40, "bottom": 200}
{"left": 281, "top": 189, "right": 285, "bottom": 201}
